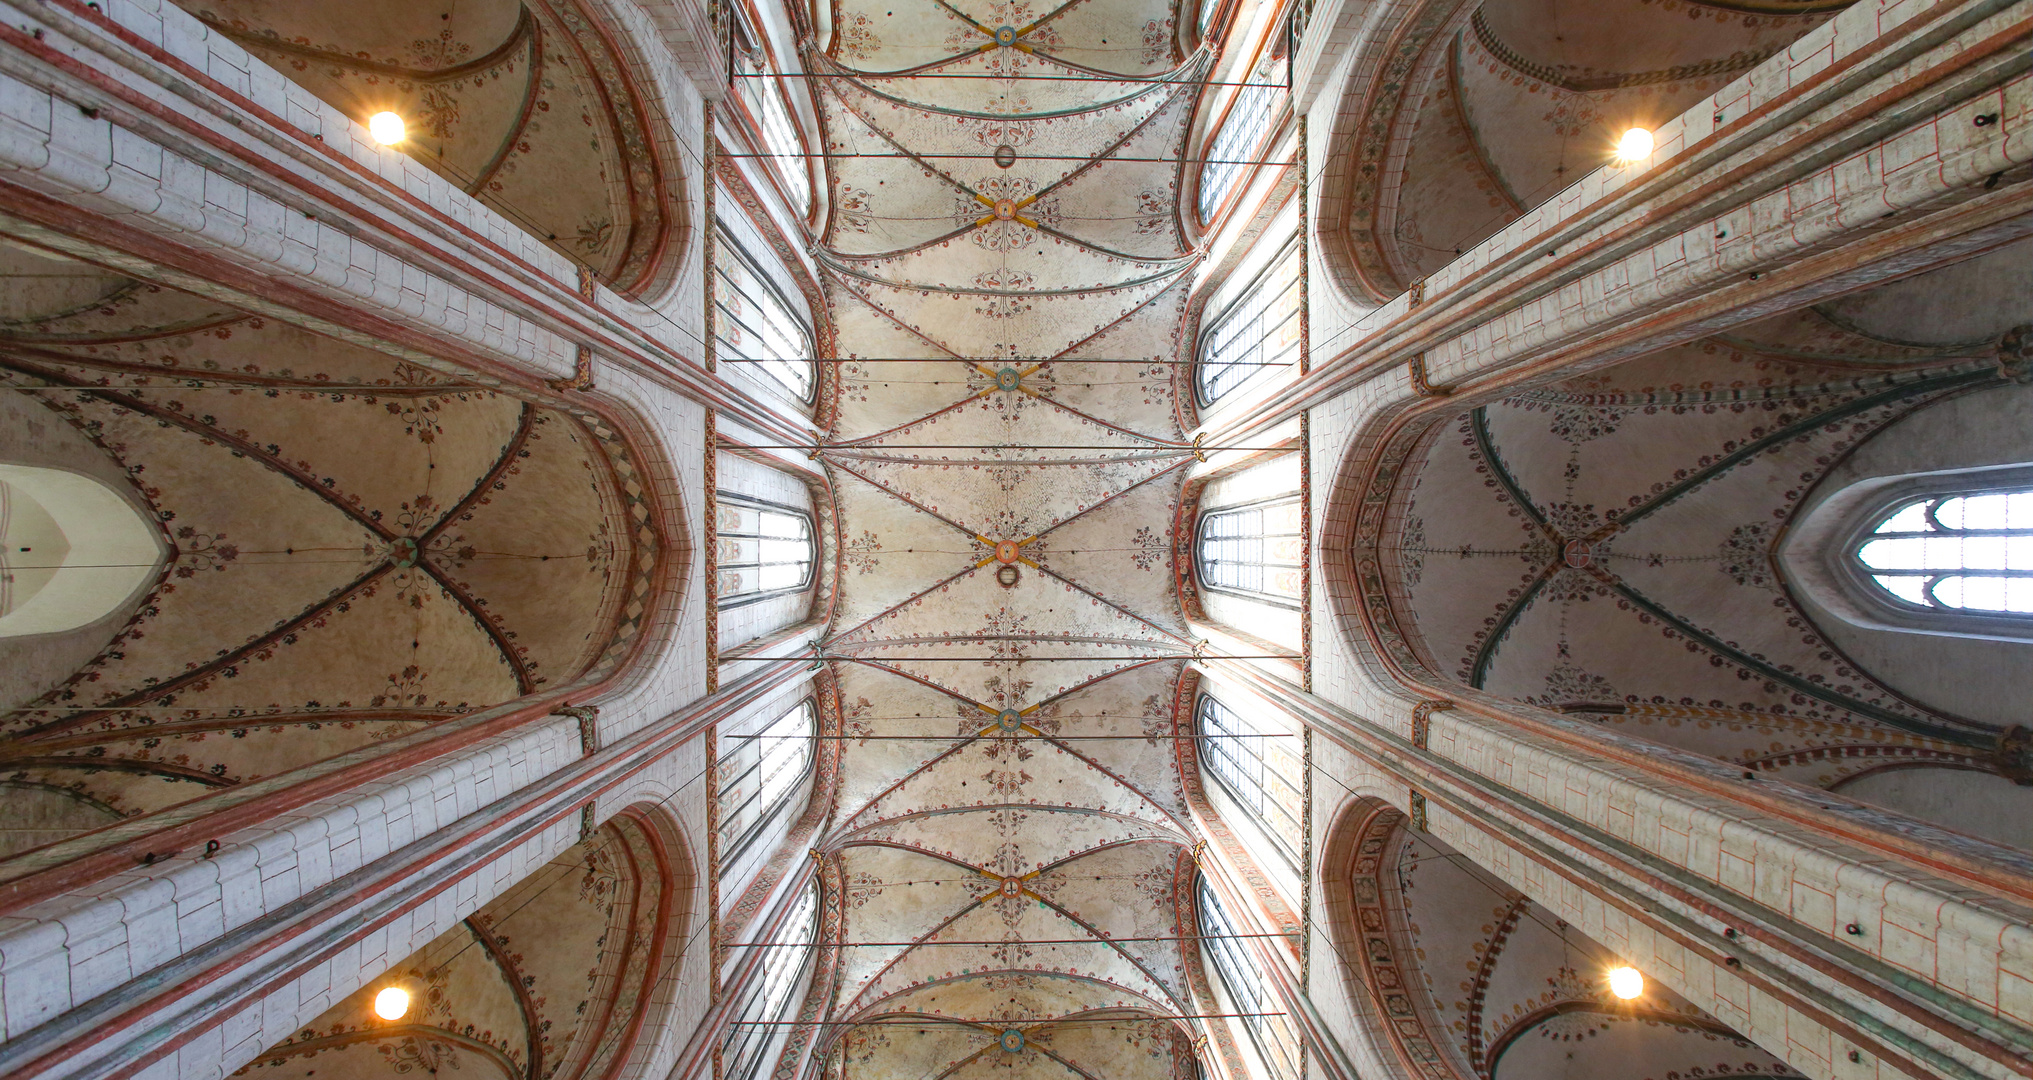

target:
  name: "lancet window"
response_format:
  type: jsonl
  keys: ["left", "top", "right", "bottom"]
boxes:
{"left": 1196, "top": 232, "right": 1302, "bottom": 406}
{"left": 714, "top": 219, "right": 817, "bottom": 402}
{"left": 1197, "top": 494, "right": 1303, "bottom": 605}
{"left": 716, "top": 493, "right": 815, "bottom": 607}
{"left": 1196, "top": 45, "right": 1288, "bottom": 223}
{"left": 724, "top": 883, "right": 819, "bottom": 1080}
{"left": 1857, "top": 487, "right": 2033, "bottom": 616}
{"left": 1198, "top": 877, "right": 1302, "bottom": 1080}
{"left": 1197, "top": 694, "right": 1304, "bottom": 870}
{"left": 717, "top": 698, "right": 815, "bottom": 879}
{"left": 729, "top": 11, "right": 811, "bottom": 217}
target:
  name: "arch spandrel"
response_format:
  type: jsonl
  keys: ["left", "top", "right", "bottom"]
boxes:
{"left": 1315, "top": 0, "right": 1847, "bottom": 301}
{"left": 236, "top": 811, "right": 690, "bottom": 1080}
{"left": 1321, "top": 799, "right": 1796, "bottom": 1080}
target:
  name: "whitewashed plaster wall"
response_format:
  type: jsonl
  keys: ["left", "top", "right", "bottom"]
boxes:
{"left": 1285, "top": 1, "right": 2033, "bottom": 1077}
{"left": 1783, "top": 380, "right": 2033, "bottom": 724}
{"left": 0, "top": 1, "right": 775, "bottom": 1077}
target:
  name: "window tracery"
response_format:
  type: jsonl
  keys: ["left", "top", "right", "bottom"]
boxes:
{"left": 1198, "top": 876, "right": 1301, "bottom": 1080}
{"left": 716, "top": 493, "right": 815, "bottom": 607}
{"left": 717, "top": 698, "right": 815, "bottom": 877}
{"left": 1196, "top": 233, "right": 1302, "bottom": 406}
{"left": 714, "top": 220, "right": 817, "bottom": 403}
{"left": 729, "top": 11, "right": 811, "bottom": 218}
{"left": 1197, "top": 694, "right": 1304, "bottom": 870}
{"left": 724, "top": 883, "right": 819, "bottom": 1080}
{"left": 1197, "top": 44, "right": 1288, "bottom": 224}
{"left": 1196, "top": 494, "right": 1302, "bottom": 606}
{"left": 0, "top": 465, "right": 161, "bottom": 638}
{"left": 1857, "top": 488, "right": 2033, "bottom": 615}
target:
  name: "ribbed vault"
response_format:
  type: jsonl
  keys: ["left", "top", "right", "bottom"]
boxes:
{"left": 806, "top": 0, "right": 1213, "bottom": 1075}
{"left": 0, "top": 245, "right": 668, "bottom": 862}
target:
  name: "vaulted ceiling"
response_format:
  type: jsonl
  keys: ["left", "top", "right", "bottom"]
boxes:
{"left": 1330, "top": 803, "right": 1796, "bottom": 1080}
{"left": 1328, "top": 0, "right": 1849, "bottom": 298}
{"left": 241, "top": 810, "right": 689, "bottom": 1080}
{"left": 175, "top": 0, "right": 684, "bottom": 295}
{"left": 807, "top": 0, "right": 1217, "bottom": 1074}
{"left": 1372, "top": 239, "right": 2033, "bottom": 847}
{"left": 0, "top": 243, "right": 666, "bottom": 864}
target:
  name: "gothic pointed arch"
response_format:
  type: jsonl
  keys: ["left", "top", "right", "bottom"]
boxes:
{"left": 0, "top": 244, "right": 679, "bottom": 860}
{"left": 1320, "top": 797, "right": 1796, "bottom": 1080}
{"left": 1313, "top": 0, "right": 1849, "bottom": 304}
{"left": 236, "top": 804, "right": 697, "bottom": 1080}
{"left": 1332, "top": 234, "right": 2033, "bottom": 855}
{"left": 174, "top": 0, "right": 689, "bottom": 298}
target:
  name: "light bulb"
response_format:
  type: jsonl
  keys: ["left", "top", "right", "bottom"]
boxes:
{"left": 1614, "top": 127, "right": 1654, "bottom": 163}
{"left": 373, "top": 985, "right": 412, "bottom": 1020}
{"left": 368, "top": 111, "right": 407, "bottom": 146}
{"left": 1607, "top": 965, "right": 1644, "bottom": 1000}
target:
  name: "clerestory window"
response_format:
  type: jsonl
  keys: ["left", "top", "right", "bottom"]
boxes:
{"left": 1197, "top": 694, "right": 1304, "bottom": 871}
{"left": 1197, "top": 495, "right": 1302, "bottom": 606}
{"left": 1857, "top": 488, "right": 2033, "bottom": 615}
{"left": 716, "top": 493, "right": 815, "bottom": 607}
{"left": 1198, "top": 876, "right": 1301, "bottom": 1080}
{"left": 0, "top": 465, "right": 162, "bottom": 638}
{"left": 1196, "top": 233, "right": 1302, "bottom": 407}
{"left": 1196, "top": 47, "right": 1289, "bottom": 224}
{"left": 723, "top": 883, "right": 818, "bottom": 1080}
{"left": 729, "top": 13, "right": 811, "bottom": 218}
{"left": 717, "top": 698, "right": 815, "bottom": 878}
{"left": 714, "top": 220, "right": 816, "bottom": 403}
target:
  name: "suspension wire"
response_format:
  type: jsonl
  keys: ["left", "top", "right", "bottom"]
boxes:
{"left": 731, "top": 443, "right": 1284, "bottom": 451}
{"left": 728, "top": 1012, "right": 1287, "bottom": 1027}
{"left": 740, "top": 732, "right": 1297, "bottom": 741}
{"left": 723, "top": 931, "right": 1295, "bottom": 947}
{"left": 726, "top": 654, "right": 1294, "bottom": 660}
{"left": 411, "top": 751, "right": 722, "bottom": 979}
{"left": 740, "top": 72, "right": 1291, "bottom": 89}
{"left": 1300, "top": 742, "right": 1586, "bottom": 943}
{"left": 720, "top": 152, "right": 1293, "bottom": 165}
{"left": 733, "top": 357, "right": 1292, "bottom": 366}
{"left": 4, "top": 383, "right": 495, "bottom": 391}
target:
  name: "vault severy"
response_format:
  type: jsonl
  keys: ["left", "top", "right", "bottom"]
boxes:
{"left": 807, "top": 0, "right": 1210, "bottom": 1074}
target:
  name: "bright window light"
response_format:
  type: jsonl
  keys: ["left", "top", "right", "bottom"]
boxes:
{"left": 1615, "top": 127, "right": 1654, "bottom": 163}
{"left": 1859, "top": 490, "right": 2033, "bottom": 614}
{"left": 368, "top": 111, "right": 407, "bottom": 146}
{"left": 372, "top": 985, "right": 411, "bottom": 1020}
